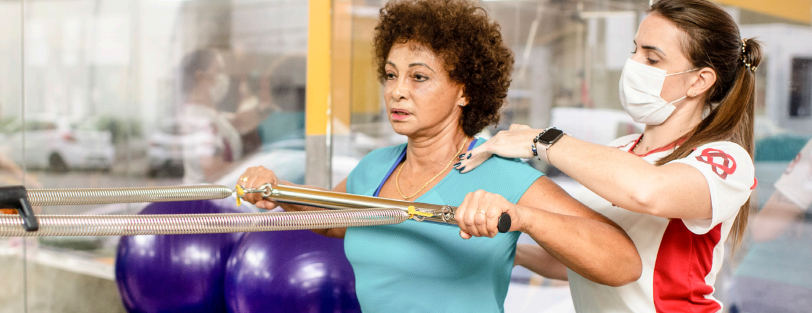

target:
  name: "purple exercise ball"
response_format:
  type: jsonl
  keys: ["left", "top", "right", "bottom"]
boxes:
{"left": 115, "top": 199, "right": 247, "bottom": 313}
{"left": 225, "top": 229, "right": 361, "bottom": 313}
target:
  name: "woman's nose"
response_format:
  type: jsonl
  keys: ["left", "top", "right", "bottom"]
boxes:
{"left": 629, "top": 53, "right": 646, "bottom": 64}
{"left": 391, "top": 80, "right": 408, "bottom": 100}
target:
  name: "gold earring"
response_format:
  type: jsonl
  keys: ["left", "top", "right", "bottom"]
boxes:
{"left": 688, "top": 90, "right": 696, "bottom": 97}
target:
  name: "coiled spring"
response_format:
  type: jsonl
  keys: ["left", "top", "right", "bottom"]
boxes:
{"left": 26, "top": 185, "right": 234, "bottom": 206}
{"left": 0, "top": 208, "right": 408, "bottom": 237}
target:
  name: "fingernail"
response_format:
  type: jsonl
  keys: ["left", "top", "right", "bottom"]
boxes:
{"left": 459, "top": 154, "right": 466, "bottom": 159}
{"left": 466, "top": 153, "right": 471, "bottom": 159}
{"left": 453, "top": 162, "right": 461, "bottom": 168}
{"left": 459, "top": 166, "right": 466, "bottom": 172}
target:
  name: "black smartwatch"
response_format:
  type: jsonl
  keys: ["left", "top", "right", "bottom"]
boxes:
{"left": 533, "top": 127, "right": 564, "bottom": 163}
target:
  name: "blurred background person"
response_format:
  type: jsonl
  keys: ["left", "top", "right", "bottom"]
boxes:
{"left": 728, "top": 138, "right": 812, "bottom": 313}
{"left": 177, "top": 49, "right": 276, "bottom": 184}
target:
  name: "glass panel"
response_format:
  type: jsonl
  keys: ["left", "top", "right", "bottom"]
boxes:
{"left": 732, "top": 6, "right": 812, "bottom": 312}
{"left": 5, "top": 0, "right": 812, "bottom": 311}
{"left": 0, "top": 1, "right": 26, "bottom": 312}
{"left": 12, "top": 0, "right": 308, "bottom": 311}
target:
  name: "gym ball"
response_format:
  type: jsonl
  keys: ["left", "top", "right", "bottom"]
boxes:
{"left": 115, "top": 199, "right": 246, "bottom": 313}
{"left": 225, "top": 229, "right": 361, "bottom": 313}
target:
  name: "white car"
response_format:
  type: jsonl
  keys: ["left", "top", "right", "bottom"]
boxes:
{"left": 0, "top": 116, "right": 114, "bottom": 172}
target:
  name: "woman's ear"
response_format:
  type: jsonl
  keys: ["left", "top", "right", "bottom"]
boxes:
{"left": 456, "top": 86, "right": 468, "bottom": 107}
{"left": 690, "top": 67, "right": 717, "bottom": 97}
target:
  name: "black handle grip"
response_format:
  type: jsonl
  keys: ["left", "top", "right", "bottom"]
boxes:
{"left": 497, "top": 213, "right": 511, "bottom": 233}
{"left": 0, "top": 185, "right": 39, "bottom": 231}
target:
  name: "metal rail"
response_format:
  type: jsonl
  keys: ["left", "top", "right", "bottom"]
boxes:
{"left": 0, "top": 209, "right": 407, "bottom": 237}
{"left": 0, "top": 183, "right": 510, "bottom": 234}
{"left": 27, "top": 185, "right": 233, "bottom": 206}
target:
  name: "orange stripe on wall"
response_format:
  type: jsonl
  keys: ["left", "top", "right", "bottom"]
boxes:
{"left": 306, "top": 0, "right": 331, "bottom": 135}
{"left": 714, "top": 0, "right": 811, "bottom": 24}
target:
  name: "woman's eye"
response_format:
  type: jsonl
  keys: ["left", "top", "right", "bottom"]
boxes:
{"left": 631, "top": 48, "right": 637, "bottom": 54}
{"left": 386, "top": 72, "right": 396, "bottom": 80}
{"left": 646, "top": 58, "right": 660, "bottom": 65}
{"left": 414, "top": 74, "right": 428, "bottom": 82}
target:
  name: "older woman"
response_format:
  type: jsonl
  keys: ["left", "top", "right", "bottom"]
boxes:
{"left": 238, "top": 0, "right": 640, "bottom": 311}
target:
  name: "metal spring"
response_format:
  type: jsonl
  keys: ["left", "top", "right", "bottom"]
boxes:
{"left": 27, "top": 185, "right": 234, "bottom": 206}
{"left": 0, "top": 208, "right": 408, "bottom": 237}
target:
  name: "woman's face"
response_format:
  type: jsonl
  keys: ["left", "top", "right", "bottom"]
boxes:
{"left": 383, "top": 41, "right": 465, "bottom": 138}
{"left": 201, "top": 54, "right": 229, "bottom": 104}
{"left": 632, "top": 14, "right": 697, "bottom": 102}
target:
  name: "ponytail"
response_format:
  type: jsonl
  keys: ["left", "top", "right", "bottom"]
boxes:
{"left": 649, "top": 0, "right": 763, "bottom": 252}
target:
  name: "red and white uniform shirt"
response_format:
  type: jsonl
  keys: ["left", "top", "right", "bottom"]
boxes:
{"left": 568, "top": 134, "right": 755, "bottom": 313}
{"left": 774, "top": 139, "right": 812, "bottom": 210}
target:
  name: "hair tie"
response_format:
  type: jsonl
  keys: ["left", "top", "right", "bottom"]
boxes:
{"left": 741, "top": 38, "right": 757, "bottom": 73}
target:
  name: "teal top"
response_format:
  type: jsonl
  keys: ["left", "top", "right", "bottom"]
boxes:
{"left": 344, "top": 138, "right": 543, "bottom": 312}
{"left": 257, "top": 111, "right": 305, "bottom": 144}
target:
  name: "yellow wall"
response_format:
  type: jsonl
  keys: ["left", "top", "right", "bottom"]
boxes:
{"left": 715, "top": 0, "right": 812, "bottom": 24}
{"left": 305, "top": 0, "right": 331, "bottom": 135}
{"left": 351, "top": 17, "right": 382, "bottom": 115}
{"left": 332, "top": 0, "right": 353, "bottom": 134}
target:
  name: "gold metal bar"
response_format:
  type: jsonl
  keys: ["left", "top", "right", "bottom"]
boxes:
{"left": 267, "top": 185, "right": 455, "bottom": 224}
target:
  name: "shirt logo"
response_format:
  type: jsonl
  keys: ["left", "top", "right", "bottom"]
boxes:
{"left": 695, "top": 148, "right": 737, "bottom": 180}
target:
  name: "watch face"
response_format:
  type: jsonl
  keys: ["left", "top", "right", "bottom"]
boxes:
{"left": 539, "top": 128, "right": 564, "bottom": 143}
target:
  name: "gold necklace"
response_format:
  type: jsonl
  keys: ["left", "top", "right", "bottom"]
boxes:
{"left": 396, "top": 137, "right": 468, "bottom": 200}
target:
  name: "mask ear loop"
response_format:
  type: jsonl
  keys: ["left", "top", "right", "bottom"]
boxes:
{"left": 664, "top": 68, "right": 699, "bottom": 104}
{"left": 665, "top": 67, "right": 700, "bottom": 77}
{"left": 667, "top": 95, "right": 688, "bottom": 105}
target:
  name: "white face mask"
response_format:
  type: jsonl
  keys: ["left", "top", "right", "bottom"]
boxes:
{"left": 210, "top": 73, "right": 230, "bottom": 105}
{"left": 619, "top": 58, "right": 698, "bottom": 125}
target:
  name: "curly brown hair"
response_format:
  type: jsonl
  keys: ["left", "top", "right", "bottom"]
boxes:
{"left": 373, "top": 0, "right": 514, "bottom": 137}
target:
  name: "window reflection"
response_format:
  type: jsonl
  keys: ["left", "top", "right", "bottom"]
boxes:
{"left": 0, "top": 0, "right": 810, "bottom": 312}
{"left": 1, "top": 1, "right": 311, "bottom": 311}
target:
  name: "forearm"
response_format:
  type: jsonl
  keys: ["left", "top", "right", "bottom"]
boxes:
{"left": 549, "top": 135, "right": 673, "bottom": 216}
{"left": 232, "top": 101, "right": 277, "bottom": 135}
{"left": 515, "top": 243, "right": 568, "bottom": 281}
{"left": 232, "top": 109, "right": 269, "bottom": 135}
{"left": 751, "top": 192, "right": 804, "bottom": 242}
{"left": 519, "top": 205, "right": 641, "bottom": 286}
{"left": 462, "top": 130, "right": 680, "bottom": 215}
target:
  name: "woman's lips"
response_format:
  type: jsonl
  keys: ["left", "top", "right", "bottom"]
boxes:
{"left": 390, "top": 109, "right": 411, "bottom": 121}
